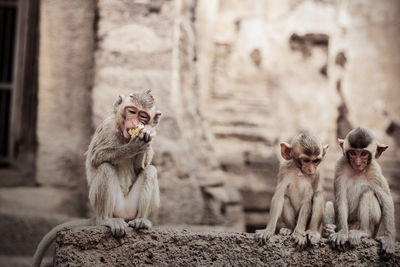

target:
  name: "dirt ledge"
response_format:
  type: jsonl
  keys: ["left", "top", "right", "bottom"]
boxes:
{"left": 55, "top": 227, "right": 400, "bottom": 266}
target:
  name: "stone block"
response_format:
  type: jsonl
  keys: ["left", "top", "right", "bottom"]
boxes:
{"left": 54, "top": 227, "right": 400, "bottom": 266}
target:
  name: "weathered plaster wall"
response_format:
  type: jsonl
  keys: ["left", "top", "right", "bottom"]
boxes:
{"left": 37, "top": 0, "right": 94, "bottom": 189}
{"left": 92, "top": 0, "right": 244, "bottom": 229}
{"left": 196, "top": 0, "right": 400, "bottom": 232}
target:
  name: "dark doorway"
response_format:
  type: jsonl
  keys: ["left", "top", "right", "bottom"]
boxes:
{"left": 0, "top": 0, "right": 39, "bottom": 186}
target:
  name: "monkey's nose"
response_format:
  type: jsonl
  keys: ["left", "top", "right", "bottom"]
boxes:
{"left": 306, "top": 169, "right": 314, "bottom": 175}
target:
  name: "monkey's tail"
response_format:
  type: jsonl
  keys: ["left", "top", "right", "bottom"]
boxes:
{"left": 32, "top": 218, "right": 94, "bottom": 267}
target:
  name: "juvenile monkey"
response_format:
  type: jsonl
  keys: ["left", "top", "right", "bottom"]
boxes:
{"left": 326, "top": 127, "right": 396, "bottom": 256}
{"left": 32, "top": 90, "right": 162, "bottom": 267}
{"left": 255, "top": 133, "right": 328, "bottom": 248}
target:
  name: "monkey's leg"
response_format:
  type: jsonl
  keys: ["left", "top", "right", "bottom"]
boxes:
{"left": 128, "top": 165, "right": 160, "bottom": 229}
{"left": 322, "top": 201, "right": 336, "bottom": 238}
{"left": 349, "top": 191, "right": 381, "bottom": 247}
{"left": 279, "top": 196, "right": 295, "bottom": 236}
{"left": 360, "top": 191, "right": 381, "bottom": 236}
{"left": 89, "top": 163, "right": 128, "bottom": 236}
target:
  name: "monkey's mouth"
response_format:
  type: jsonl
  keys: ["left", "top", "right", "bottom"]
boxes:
{"left": 127, "top": 124, "right": 145, "bottom": 139}
{"left": 352, "top": 164, "right": 366, "bottom": 172}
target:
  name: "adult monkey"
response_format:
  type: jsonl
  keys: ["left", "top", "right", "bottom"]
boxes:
{"left": 326, "top": 127, "right": 395, "bottom": 256}
{"left": 33, "top": 89, "right": 162, "bottom": 267}
{"left": 255, "top": 133, "right": 328, "bottom": 248}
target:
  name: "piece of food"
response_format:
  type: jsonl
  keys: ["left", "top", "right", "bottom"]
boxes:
{"left": 128, "top": 123, "right": 145, "bottom": 138}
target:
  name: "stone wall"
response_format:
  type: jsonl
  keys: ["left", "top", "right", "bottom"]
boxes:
{"left": 37, "top": 0, "right": 94, "bottom": 188}
{"left": 32, "top": 0, "right": 400, "bottom": 234}
{"left": 1, "top": 0, "right": 96, "bottom": 220}
{"left": 92, "top": 0, "right": 244, "bottom": 229}
{"left": 54, "top": 227, "right": 400, "bottom": 266}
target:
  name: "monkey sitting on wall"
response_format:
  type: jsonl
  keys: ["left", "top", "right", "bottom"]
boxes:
{"left": 33, "top": 89, "right": 162, "bottom": 267}
{"left": 325, "top": 127, "right": 396, "bottom": 256}
{"left": 255, "top": 133, "right": 328, "bottom": 248}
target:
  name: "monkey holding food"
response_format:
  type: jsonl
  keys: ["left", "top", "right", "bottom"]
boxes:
{"left": 255, "top": 133, "right": 328, "bottom": 248}
{"left": 325, "top": 127, "right": 396, "bottom": 256}
{"left": 33, "top": 89, "right": 162, "bottom": 267}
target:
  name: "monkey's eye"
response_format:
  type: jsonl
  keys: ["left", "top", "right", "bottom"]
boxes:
{"left": 360, "top": 151, "right": 368, "bottom": 157}
{"left": 139, "top": 112, "right": 150, "bottom": 123}
{"left": 312, "top": 159, "right": 321, "bottom": 164}
{"left": 302, "top": 158, "right": 311, "bottom": 163}
{"left": 349, "top": 150, "right": 356, "bottom": 156}
{"left": 128, "top": 109, "right": 137, "bottom": 114}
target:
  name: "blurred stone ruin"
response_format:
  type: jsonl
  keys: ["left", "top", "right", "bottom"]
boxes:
{"left": 0, "top": 0, "right": 400, "bottom": 265}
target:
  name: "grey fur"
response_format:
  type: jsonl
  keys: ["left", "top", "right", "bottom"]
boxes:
{"left": 32, "top": 93, "right": 161, "bottom": 267}
{"left": 347, "top": 126, "right": 373, "bottom": 149}
{"left": 296, "top": 133, "right": 321, "bottom": 157}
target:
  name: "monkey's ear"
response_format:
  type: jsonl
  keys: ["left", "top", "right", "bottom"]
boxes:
{"left": 375, "top": 144, "right": 388, "bottom": 159}
{"left": 338, "top": 138, "right": 344, "bottom": 152}
{"left": 153, "top": 111, "right": 162, "bottom": 126}
{"left": 322, "top": 144, "right": 329, "bottom": 157}
{"left": 280, "top": 142, "right": 292, "bottom": 160}
{"left": 113, "top": 95, "right": 123, "bottom": 112}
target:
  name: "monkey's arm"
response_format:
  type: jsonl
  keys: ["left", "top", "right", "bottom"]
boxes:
{"left": 308, "top": 190, "right": 324, "bottom": 232}
{"left": 334, "top": 175, "right": 349, "bottom": 233}
{"left": 305, "top": 190, "right": 324, "bottom": 245}
{"left": 255, "top": 180, "right": 288, "bottom": 244}
{"left": 134, "top": 146, "right": 154, "bottom": 174}
{"left": 329, "top": 174, "right": 349, "bottom": 249}
{"left": 372, "top": 180, "right": 396, "bottom": 255}
{"left": 294, "top": 198, "right": 312, "bottom": 234}
{"left": 292, "top": 190, "right": 313, "bottom": 248}
{"left": 265, "top": 181, "right": 288, "bottom": 233}
{"left": 91, "top": 139, "right": 150, "bottom": 168}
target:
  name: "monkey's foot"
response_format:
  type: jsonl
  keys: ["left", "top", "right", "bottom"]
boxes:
{"left": 306, "top": 230, "right": 321, "bottom": 245}
{"left": 101, "top": 218, "right": 128, "bottom": 237}
{"left": 255, "top": 229, "right": 273, "bottom": 245}
{"left": 348, "top": 230, "right": 368, "bottom": 247}
{"left": 377, "top": 235, "right": 395, "bottom": 256}
{"left": 128, "top": 218, "right": 152, "bottom": 229}
{"left": 279, "top": 228, "right": 292, "bottom": 236}
{"left": 329, "top": 232, "right": 348, "bottom": 250}
{"left": 322, "top": 223, "right": 336, "bottom": 238}
{"left": 292, "top": 231, "right": 307, "bottom": 249}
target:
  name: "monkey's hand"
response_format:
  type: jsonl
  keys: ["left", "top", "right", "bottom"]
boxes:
{"left": 255, "top": 229, "right": 274, "bottom": 245}
{"left": 128, "top": 218, "right": 152, "bottom": 230}
{"left": 322, "top": 223, "right": 336, "bottom": 238}
{"left": 279, "top": 228, "right": 292, "bottom": 236}
{"left": 292, "top": 231, "right": 307, "bottom": 249}
{"left": 377, "top": 235, "right": 395, "bottom": 256}
{"left": 100, "top": 218, "right": 128, "bottom": 237}
{"left": 348, "top": 230, "right": 368, "bottom": 247}
{"left": 306, "top": 230, "right": 321, "bottom": 245}
{"left": 128, "top": 134, "right": 151, "bottom": 153}
{"left": 329, "top": 230, "right": 348, "bottom": 250}
{"left": 138, "top": 125, "right": 156, "bottom": 143}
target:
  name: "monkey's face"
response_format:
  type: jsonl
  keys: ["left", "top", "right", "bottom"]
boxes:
{"left": 347, "top": 149, "right": 371, "bottom": 172}
{"left": 298, "top": 156, "right": 321, "bottom": 176}
{"left": 122, "top": 106, "right": 150, "bottom": 140}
